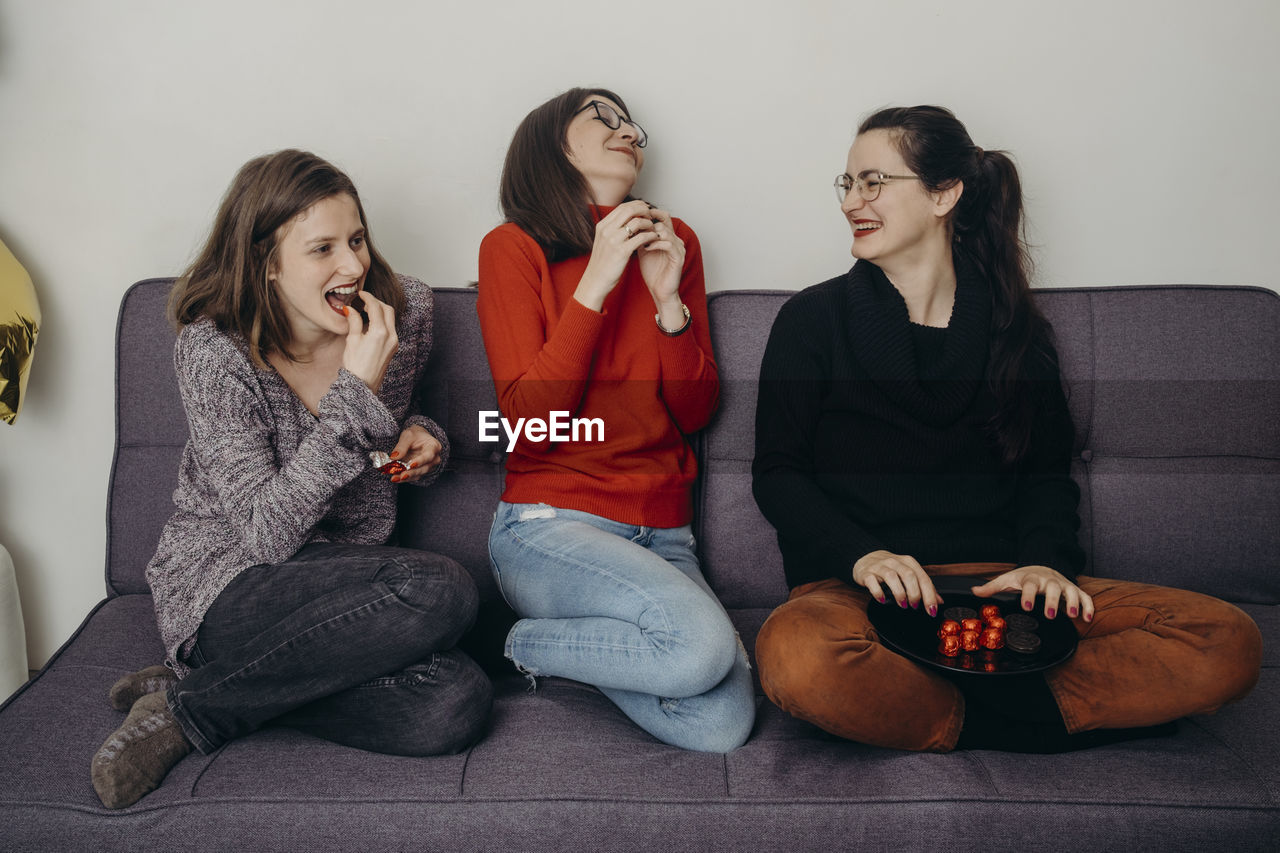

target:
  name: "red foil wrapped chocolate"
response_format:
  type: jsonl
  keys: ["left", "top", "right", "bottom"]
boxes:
{"left": 960, "top": 630, "right": 981, "bottom": 652}
{"left": 985, "top": 615, "right": 1007, "bottom": 632}
{"left": 980, "top": 604, "right": 1001, "bottom": 622}
{"left": 937, "top": 620, "right": 961, "bottom": 638}
{"left": 980, "top": 627, "right": 1006, "bottom": 650}
{"left": 369, "top": 451, "right": 407, "bottom": 476}
{"left": 938, "top": 635, "right": 962, "bottom": 657}
{"left": 960, "top": 618, "right": 983, "bottom": 633}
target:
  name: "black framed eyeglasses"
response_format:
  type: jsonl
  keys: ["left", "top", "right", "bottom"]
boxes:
{"left": 576, "top": 100, "right": 648, "bottom": 148}
{"left": 834, "top": 170, "right": 921, "bottom": 203}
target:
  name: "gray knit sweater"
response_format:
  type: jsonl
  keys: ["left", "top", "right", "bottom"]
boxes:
{"left": 146, "top": 276, "right": 449, "bottom": 676}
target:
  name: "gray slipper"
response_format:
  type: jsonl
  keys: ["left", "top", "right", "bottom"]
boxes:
{"left": 108, "top": 665, "right": 178, "bottom": 712}
{"left": 91, "top": 691, "right": 192, "bottom": 809}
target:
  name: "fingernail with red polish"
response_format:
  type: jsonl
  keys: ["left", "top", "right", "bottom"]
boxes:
{"left": 1024, "top": 601, "right": 1033, "bottom": 611}
{"left": 1047, "top": 608, "right": 1056, "bottom": 618}
{"left": 1069, "top": 607, "right": 1078, "bottom": 617}
{"left": 927, "top": 605, "right": 937, "bottom": 617}
{"left": 1085, "top": 612, "right": 1093, "bottom": 622}
{"left": 390, "top": 450, "right": 400, "bottom": 459}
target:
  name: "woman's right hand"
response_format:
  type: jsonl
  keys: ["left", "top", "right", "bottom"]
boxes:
{"left": 342, "top": 289, "right": 398, "bottom": 392}
{"left": 574, "top": 199, "right": 660, "bottom": 311}
{"left": 852, "top": 550, "right": 944, "bottom": 616}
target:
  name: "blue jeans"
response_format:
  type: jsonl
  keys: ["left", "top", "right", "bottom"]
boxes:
{"left": 487, "top": 501, "right": 756, "bottom": 752}
{"left": 168, "top": 543, "right": 492, "bottom": 756}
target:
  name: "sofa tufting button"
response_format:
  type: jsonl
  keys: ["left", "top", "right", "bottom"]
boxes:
{"left": 488, "top": 451, "right": 504, "bottom": 465}
{"left": 1080, "top": 449, "right": 1094, "bottom": 463}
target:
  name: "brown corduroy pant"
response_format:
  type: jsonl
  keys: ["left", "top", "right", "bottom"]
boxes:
{"left": 755, "top": 563, "right": 1263, "bottom": 752}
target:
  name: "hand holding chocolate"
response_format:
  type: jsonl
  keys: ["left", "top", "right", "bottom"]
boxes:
{"left": 368, "top": 450, "right": 407, "bottom": 476}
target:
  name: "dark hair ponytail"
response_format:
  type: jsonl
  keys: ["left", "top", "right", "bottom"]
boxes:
{"left": 858, "top": 106, "right": 1057, "bottom": 465}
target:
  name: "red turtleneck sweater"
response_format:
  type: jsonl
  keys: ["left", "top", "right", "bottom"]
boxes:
{"left": 476, "top": 210, "right": 718, "bottom": 527}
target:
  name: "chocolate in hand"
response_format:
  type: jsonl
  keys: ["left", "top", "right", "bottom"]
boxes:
{"left": 368, "top": 450, "right": 407, "bottom": 476}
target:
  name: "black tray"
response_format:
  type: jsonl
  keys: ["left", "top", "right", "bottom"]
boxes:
{"left": 867, "top": 577, "right": 1078, "bottom": 676}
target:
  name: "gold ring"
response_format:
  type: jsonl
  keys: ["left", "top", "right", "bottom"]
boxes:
{"left": 626, "top": 225, "right": 635, "bottom": 238}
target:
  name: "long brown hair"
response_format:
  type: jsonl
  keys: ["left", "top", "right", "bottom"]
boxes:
{"left": 171, "top": 149, "right": 402, "bottom": 365}
{"left": 858, "top": 106, "right": 1057, "bottom": 465}
{"left": 499, "top": 87, "right": 636, "bottom": 261}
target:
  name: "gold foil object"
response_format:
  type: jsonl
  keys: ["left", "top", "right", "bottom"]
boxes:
{"left": 1, "top": 239, "right": 40, "bottom": 424}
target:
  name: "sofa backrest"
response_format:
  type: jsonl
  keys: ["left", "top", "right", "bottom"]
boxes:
{"left": 109, "top": 281, "right": 1279, "bottom": 608}
{"left": 698, "top": 285, "right": 1280, "bottom": 607}
{"left": 109, "top": 279, "right": 188, "bottom": 596}
{"left": 1041, "top": 286, "right": 1278, "bottom": 601}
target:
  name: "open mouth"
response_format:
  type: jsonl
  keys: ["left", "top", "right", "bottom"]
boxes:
{"left": 853, "top": 220, "right": 882, "bottom": 236}
{"left": 324, "top": 283, "right": 360, "bottom": 314}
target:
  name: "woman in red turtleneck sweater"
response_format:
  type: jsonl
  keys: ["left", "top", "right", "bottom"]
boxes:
{"left": 477, "top": 87, "right": 754, "bottom": 752}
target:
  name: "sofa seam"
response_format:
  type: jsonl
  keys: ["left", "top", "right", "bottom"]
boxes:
{"left": 4, "top": 795, "right": 1276, "bottom": 813}
{"left": 1069, "top": 452, "right": 1280, "bottom": 462}
{"left": 962, "top": 751, "right": 999, "bottom": 793}
{"left": 0, "top": 597, "right": 113, "bottom": 714}
{"left": 458, "top": 743, "right": 474, "bottom": 797}
{"left": 1181, "top": 716, "right": 1274, "bottom": 797}
{"left": 188, "top": 745, "right": 228, "bottom": 797}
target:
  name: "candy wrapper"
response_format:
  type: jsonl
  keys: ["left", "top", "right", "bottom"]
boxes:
{"left": 1, "top": 239, "right": 40, "bottom": 425}
{"left": 369, "top": 450, "right": 407, "bottom": 476}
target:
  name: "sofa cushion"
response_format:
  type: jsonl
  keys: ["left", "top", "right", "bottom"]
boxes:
{"left": 393, "top": 285, "right": 506, "bottom": 601}
{"left": 108, "top": 281, "right": 187, "bottom": 596}
{"left": 1041, "top": 286, "right": 1280, "bottom": 600}
{"left": 699, "top": 290, "right": 794, "bottom": 609}
{"left": 2, "top": 594, "right": 1277, "bottom": 850}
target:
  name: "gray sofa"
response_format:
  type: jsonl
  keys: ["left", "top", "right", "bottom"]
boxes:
{"left": 1, "top": 280, "right": 1276, "bottom": 851}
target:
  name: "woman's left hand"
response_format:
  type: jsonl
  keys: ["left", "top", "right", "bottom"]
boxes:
{"left": 385, "top": 424, "right": 443, "bottom": 484}
{"left": 971, "top": 565, "right": 1094, "bottom": 622}
{"left": 636, "top": 207, "right": 686, "bottom": 314}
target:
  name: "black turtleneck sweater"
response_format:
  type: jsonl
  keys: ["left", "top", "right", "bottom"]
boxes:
{"left": 752, "top": 260, "right": 1084, "bottom": 590}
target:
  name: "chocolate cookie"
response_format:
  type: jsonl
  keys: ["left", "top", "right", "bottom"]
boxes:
{"left": 1005, "top": 630, "right": 1042, "bottom": 655}
{"left": 1004, "top": 613, "right": 1039, "bottom": 633}
{"left": 942, "top": 606, "right": 978, "bottom": 622}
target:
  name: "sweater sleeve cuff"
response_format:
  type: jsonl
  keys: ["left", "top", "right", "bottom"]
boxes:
{"left": 655, "top": 324, "right": 708, "bottom": 372}
{"left": 404, "top": 414, "right": 451, "bottom": 487}
{"left": 318, "top": 368, "right": 400, "bottom": 452}
{"left": 542, "top": 297, "right": 606, "bottom": 374}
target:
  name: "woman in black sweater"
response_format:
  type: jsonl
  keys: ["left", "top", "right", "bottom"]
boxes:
{"left": 751, "top": 106, "right": 1261, "bottom": 752}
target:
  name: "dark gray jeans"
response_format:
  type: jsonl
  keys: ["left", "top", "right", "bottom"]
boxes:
{"left": 167, "top": 543, "right": 492, "bottom": 756}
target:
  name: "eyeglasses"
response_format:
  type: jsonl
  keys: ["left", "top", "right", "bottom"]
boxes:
{"left": 834, "top": 171, "right": 921, "bottom": 203}
{"left": 576, "top": 100, "right": 648, "bottom": 148}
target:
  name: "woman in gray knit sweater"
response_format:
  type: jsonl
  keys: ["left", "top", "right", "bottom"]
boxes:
{"left": 90, "top": 150, "right": 492, "bottom": 809}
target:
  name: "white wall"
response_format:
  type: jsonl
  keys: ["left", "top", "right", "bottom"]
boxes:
{"left": 1, "top": 0, "right": 1276, "bottom": 668}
